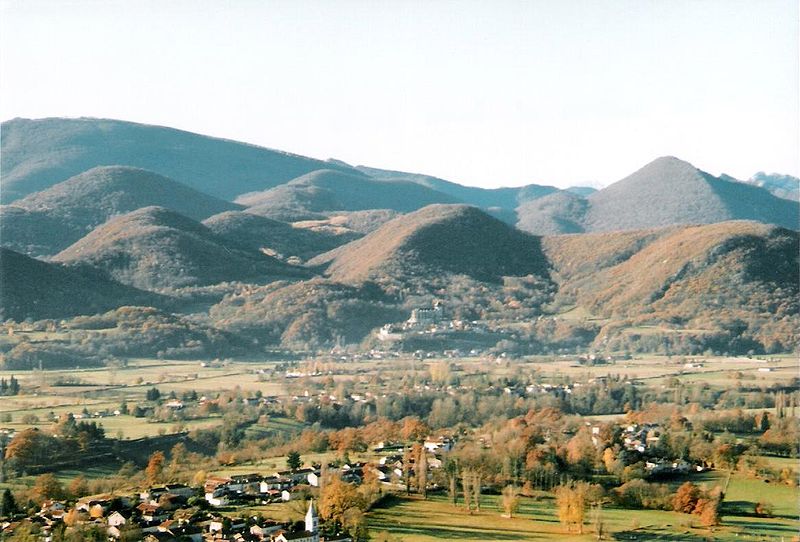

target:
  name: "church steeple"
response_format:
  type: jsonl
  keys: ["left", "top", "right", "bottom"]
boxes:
{"left": 305, "top": 499, "right": 318, "bottom": 533}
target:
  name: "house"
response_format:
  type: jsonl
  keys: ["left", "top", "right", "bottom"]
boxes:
{"left": 204, "top": 476, "right": 232, "bottom": 493}
{"left": 205, "top": 489, "right": 229, "bottom": 507}
{"left": 75, "top": 493, "right": 115, "bottom": 513}
{"left": 137, "top": 503, "right": 169, "bottom": 523}
{"left": 259, "top": 476, "right": 292, "bottom": 493}
{"left": 141, "top": 487, "right": 169, "bottom": 504}
{"left": 228, "top": 473, "right": 261, "bottom": 493}
{"left": 165, "top": 483, "right": 194, "bottom": 499}
{"left": 275, "top": 468, "right": 316, "bottom": 485}
{"left": 107, "top": 511, "right": 129, "bottom": 528}
{"left": 423, "top": 436, "right": 453, "bottom": 453}
{"left": 250, "top": 522, "right": 283, "bottom": 539}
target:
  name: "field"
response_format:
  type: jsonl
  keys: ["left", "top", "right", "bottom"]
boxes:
{"left": 0, "top": 359, "right": 286, "bottom": 438}
{"left": 366, "top": 474, "right": 800, "bottom": 542}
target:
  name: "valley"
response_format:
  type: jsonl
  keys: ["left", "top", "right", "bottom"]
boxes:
{"left": 0, "top": 118, "right": 797, "bottom": 541}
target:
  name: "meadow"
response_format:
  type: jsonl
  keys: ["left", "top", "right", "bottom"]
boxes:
{"left": 366, "top": 474, "right": 800, "bottom": 542}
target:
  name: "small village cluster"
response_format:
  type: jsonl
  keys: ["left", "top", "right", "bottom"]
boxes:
{"left": 26, "top": 494, "right": 338, "bottom": 542}
{"left": 1, "top": 435, "right": 456, "bottom": 542}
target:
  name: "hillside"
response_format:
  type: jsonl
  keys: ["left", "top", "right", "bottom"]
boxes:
{"left": 745, "top": 172, "right": 799, "bottom": 202}
{"left": 1, "top": 166, "right": 240, "bottom": 256}
{"left": 516, "top": 191, "right": 588, "bottom": 234}
{"left": 236, "top": 169, "right": 458, "bottom": 221}
{"left": 355, "top": 165, "right": 560, "bottom": 210}
{"left": 0, "top": 117, "right": 356, "bottom": 202}
{"left": 52, "top": 206, "right": 306, "bottom": 290}
{"left": 0, "top": 248, "right": 164, "bottom": 321}
{"left": 517, "top": 157, "right": 799, "bottom": 234}
{"left": 542, "top": 221, "right": 799, "bottom": 353}
{"left": 584, "top": 157, "right": 799, "bottom": 231}
{"left": 292, "top": 209, "right": 400, "bottom": 235}
{"left": 202, "top": 211, "right": 360, "bottom": 262}
{"left": 314, "top": 204, "right": 550, "bottom": 284}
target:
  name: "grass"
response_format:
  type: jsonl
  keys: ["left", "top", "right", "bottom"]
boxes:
{"left": 366, "top": 476, "right": 800, "bottom": 542}
{"left": 367, "top": 493, "right": 692, "bottom": 542}
{"left": 0, "top": 359, "right": 288, "bottom": 439}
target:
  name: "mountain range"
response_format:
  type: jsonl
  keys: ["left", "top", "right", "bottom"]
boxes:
{"left": 0, "top": 166, "right": 239, "bottom": 256}
{"left": 0, "top": 117, "right": 797, "bottom": 357}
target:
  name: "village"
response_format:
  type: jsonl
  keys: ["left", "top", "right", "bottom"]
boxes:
{"left": 0, "top": 402, "right": 714, "bottom": 542}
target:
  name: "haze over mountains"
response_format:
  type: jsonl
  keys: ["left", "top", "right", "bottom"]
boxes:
{"left": 1, "top": 166, "right": 239, "bottom": 256}
{"left": 0, "top": 117, "right": 355, "bottom": 202}
{"left": 52, "top": 206, "right": 305, "bottom": 290}
{"left": 516, "top": 157, "right": 798, "bottom": 234}
{"left": 1, "top": 117, "right": 797, "bottom": 358}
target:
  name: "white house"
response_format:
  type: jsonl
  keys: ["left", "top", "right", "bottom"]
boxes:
{"left": 204, "top": 490, "right": 229, "bottom": 507}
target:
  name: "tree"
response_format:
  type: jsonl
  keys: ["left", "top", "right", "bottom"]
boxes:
{"left": 416, "top": 446, "right": 428, "bottom": 499}
{"left": 146, "top": 387, "right": 161, "bottom": 401}
{"left": 359, "top": 465, "right": 381, "bottom": 507}
{"left": 192, "top": 469, "right": 207, "bottom": 487}
{"left": 287, "top": 451, "right": 302, "bottom": 471}
{"left": 1, "top": 488, "right": 17, "bottom": 518}
{"left": 673, "top": 482, "right": 700, "bottom": 513}
{"left": 555, "top": 482, "right": 588, "bottom": 533}
{"left": 752, "top": 502, "right": 772, "bottom": 518}
{"left": 591, "top": 503, "right": 605, "bottom": 541}
{"left": 461, "top": 470, "right": 472, "bottom": 512}
{"left": 758, "top": 411, "right": 770, "bottom": 432}
{"left": 472, "top": 472, "right": 481, "bottom": 512}
{"left": 320, "top": 476, "right": 364, "bottom": 531}
{"left": 400, "top": 417, "right": 429, "bottom": 442}
{"left": 68, "top": 476, "right": 88, "bottom": 500}
{"left": 501, "top": 485, "right": 519, "bottom": 518}
{"left": 5, "top": 428, "right": 57, "bottom": 469}
{"left": 7, "top": 521, "right": 38, "bottom": 542}
{"left": 342, "top": 507, "right": 369, "bottom": 541}
{"left": 145, "top": 451, "right": 165, "bottom": 486}
{"left": 32, "top": 473, "right": 64, "bottom": 504}
{"left": 695, "top": 497, "right": 720, "bottom": 528}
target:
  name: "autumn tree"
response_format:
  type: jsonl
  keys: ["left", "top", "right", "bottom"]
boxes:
{"left": 145, "top": 451, "right": 165, "bottom": 486}
{"left": 4, "top": 428, "right": 57, "bottom": 470}
{"left": 320, "top": 476, "right": 364, "bottom": 532}
{"left": 501, "top": 485, "right": 520, "bottom": 518}
{"left": 416, "top": 445, "right": 428, "bottom": 499}
{"left": 472, "top": 471, "right": 481, "bottom": 512}
{"left": 695, "top": 497, "right": 720, "bottom": 528}
{"left": 400, "top": 417, "right": 429, "bottom": 442}
{"left": 754, "top": 501, "right": 773, "bottom": 517}
{"left": 192, "top": 469, "right": 207, "bottom": 487}
{"left": 31, "top": 473, "right": 64, "bottom": 504}
{"left": 673, "top": 482, "right": 700, "bottom": 513}
{"left": 68, "top": 476, "right": 89, "bottom": 500}
{"left": 168, "top": 442, "right": 188, "bottom": 473}
{"left": 555, "top": 482, "right": 589, "bottom": 533}
{"left": 461, "top": 470, "right": 472, "bottom": 512}
{"left": 444, "top": 457, "right": 459, "bottom": 506}
{"left": 342, "top": 507, "right": 368, "bottom": 541}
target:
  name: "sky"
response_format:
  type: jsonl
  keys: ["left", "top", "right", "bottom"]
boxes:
{"left": 1, "top": 0, "right": 797, "bottom": 189}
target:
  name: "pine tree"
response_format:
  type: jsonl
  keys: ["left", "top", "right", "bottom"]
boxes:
{"left": 1, "top": 488, "right": 17, "bottom": 518}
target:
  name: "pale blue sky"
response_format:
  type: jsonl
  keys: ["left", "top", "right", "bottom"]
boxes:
{"left": 1, "top": 0, "right": 797, "bottom": 189}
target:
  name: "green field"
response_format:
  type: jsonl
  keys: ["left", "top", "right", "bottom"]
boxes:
{"left": 366, "top": 473, "right": 800, "bottom": 542}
